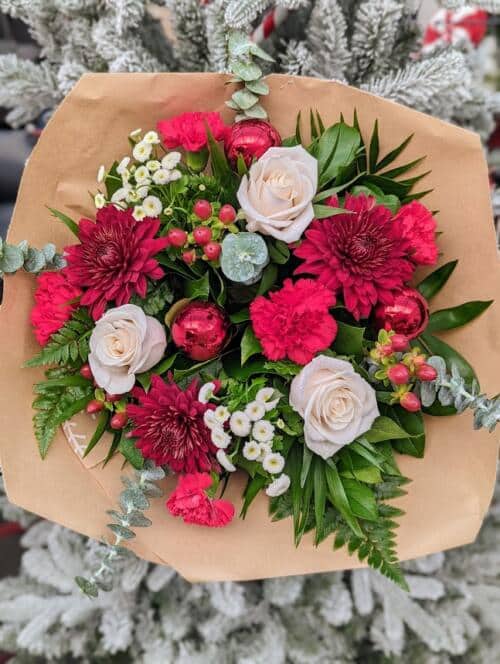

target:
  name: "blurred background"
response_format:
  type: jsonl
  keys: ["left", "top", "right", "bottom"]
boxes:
{"left": 0, "top": 1, "right": 499, "bottom": 662}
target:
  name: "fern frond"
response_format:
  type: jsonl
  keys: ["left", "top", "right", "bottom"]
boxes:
{"left": 26, "top": 309, "right": 93, "bottom": 368}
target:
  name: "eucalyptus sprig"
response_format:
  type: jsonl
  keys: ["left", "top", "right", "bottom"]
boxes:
{"left": 226, "top": 30, "right": 274, "bottom": 121}
{"left": 0, "top": 237, "right": 65, "bottom": 276}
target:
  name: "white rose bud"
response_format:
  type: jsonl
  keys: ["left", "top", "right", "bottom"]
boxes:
{"left": 237, "top": 145, "right": 318, "bottom": 243}
{"left": 89, "top": 304, "right": 167, "bottom": 395}
{"left": 290, "top": 355, "right": 380, "bottom": 460}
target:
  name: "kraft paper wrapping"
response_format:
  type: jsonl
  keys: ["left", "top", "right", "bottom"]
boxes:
{"left": 0, "top": 73, "right": 499, "bottom": 582}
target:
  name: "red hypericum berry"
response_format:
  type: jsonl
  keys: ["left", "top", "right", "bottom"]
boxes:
{"left": 106, "top": 393, "right": 121, "bottom": 403}
{"left": 400, "top": 392, "right": 421, "bottom": 412}
{"left": 219, "top": 204, "right": 236, "bottom": 225}
{"left": 193, "top": 226, "right": 212, "bottom": 245}
{"left": 413, "top": 354, "right": 426, "bottom": 367}
{"left": 182, "top": 249, "right": 196, "bottom": 265}
{"left": 387, "top": 363, "right": 411, "bottom": 385}
{"left": 380, "top": 344, "right": 394, "bottom": 357}
{"left": 203, "top": 242, "right": 221, "bottom": 261}
{"left": 167, "top": 228, "right": 188, "bottom": 247}
{"left": 390, "top": 334, "right": 409, "bottom": 352}
{"left": 110, "top": 412, "right": 128, "bottom": 430}
{"left": 193, "top": 199, "right": 212, "bottom": 221}
{"left": 416, "top": 363, "right": 438, "bottom": 382}
{"left": 86, "top": 399, "right": 104, "bottom": 414}
{"left": 80, "top": 363, "right": 93, "bottom": 380}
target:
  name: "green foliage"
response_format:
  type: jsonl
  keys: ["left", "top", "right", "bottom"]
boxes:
{"left": 240, "top": 325, "right": 262, "bottom": 365}
{"left": 332, "top": 321, "right": 365, "bottom": 357}
{"left": 427, "top": 300, "right": 493, "bottom": 333}
{"left": 131, "top": 280, "right": 173, "bottom": 316}
{"left": 417, "top": 260, "right": 458, "bottom": 301}
{"left": 0, "top": 236, "right": 66, "bottom": 276}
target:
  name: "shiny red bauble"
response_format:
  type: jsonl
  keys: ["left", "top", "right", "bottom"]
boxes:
{"left": 375, "top": 288, "right": 429, "bottom": 340}
{"left": 224, "top": 119, "right": 281, "bottom": 167}
{"left": 171, "top": 301, "right": 229, "bottom": 361}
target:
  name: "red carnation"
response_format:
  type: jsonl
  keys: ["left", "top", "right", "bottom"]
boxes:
{"left": 64, "top": 205, "right": 168, "bottom": 320}
{"left": 394, "top": 201, "right": 438, "bottom": 266}
{"left": 294, "top": 194, "right": 415, "bottom": 320}
{"left": 166, "top": 473, "right": 234, "bottom": 528}
{"left": 31, "top": 271, "right": 82, "bottom": 346}
{"left": 157, "top": 112, "right": 227, "bottom": 152}
{"left": 127, "top": 375, "right": 216, "bottom": 473}
{"left": 250, "top": 278, "right": 337, "bottom": 365}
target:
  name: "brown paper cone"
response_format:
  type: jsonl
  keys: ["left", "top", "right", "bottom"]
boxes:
{"left": 0, "top": 73, "right": 499, "bottom": 582}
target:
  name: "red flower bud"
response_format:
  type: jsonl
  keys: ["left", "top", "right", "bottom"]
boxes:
{"left": 416, "top": 363, "right": 438, "bottom": 382}
{"left": 193, "top": 199, "right": 212, "bottom": 221}
{"left": 86, "top": 399, "right": 104, "bottom": 414}
{"left": 375, "top": 288, "right": 429, "bottom": 339}
{"left": 80, "top": 363, "right": 93, "bottom": 380}
{"left": 400, "top": 392, "right": 421, "bottom": 412}
{"left": 413, "top": 354, "right": 426, "bottom": 367}
{"left": 110, "top": 412, "right": 128, "bottom": 430}
{"left": 224, "top": 119, "right": 281, "bottom": 167}
{"left": 390, "top": 334, "right": 409, "bottom": 352}
{"left": 182, "top": 250, "right": 196, "bottom": 265}
{"left": 387, "top": 363, "right": 410, "bottom": 385}
{"left": 380, "top": 344, "right": 394, "bottom": 357}
{"left": 193, "top": 226, "right": 212, "bottom": 245}
{"left": 219, "top": 204, "right": 236, "bottom": 225}
{"left": 203, "top": 242, "right": 221, "bottom": 261}
{"left": 167, "top": 228, "right": 188, "bottom": 248}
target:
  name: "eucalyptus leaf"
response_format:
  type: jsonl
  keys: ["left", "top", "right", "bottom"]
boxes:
{"left": 243, "top": 103, "right": 268, "bottom": 120}
{"left": 232, "top": 88, "right": 259, "bottom": 110}
{"left": 245, "top": 79, "right": 269, "bottom": 95}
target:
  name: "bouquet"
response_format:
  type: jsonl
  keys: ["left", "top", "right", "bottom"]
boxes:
{"left": 1, "top": 40, "right": 499, "bottom": 592}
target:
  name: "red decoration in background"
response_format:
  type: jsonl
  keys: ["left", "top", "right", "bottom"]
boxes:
{"left": 0, "top": 521, "right": 24, "bottom": 538}
{"left": 171, "top": 301, "right": 229, "bottom": 361}
{"left": 423, "top": 8, "right": 488, "bottom": 53}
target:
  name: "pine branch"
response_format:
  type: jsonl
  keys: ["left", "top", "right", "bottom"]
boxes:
{"left": 25, "top": 309, "right": 93, "bottom": 368}
{"left": 205, "top": 0, "right": 231, "bottom": 72}
{"left": 225, "top": 0, "right": 273, "bottom": 29}
{"left": 303, "top": 0, "right": 350, "bottom": 81}
{"left": 166, "top": 0, "right": 208, "bottom": 72}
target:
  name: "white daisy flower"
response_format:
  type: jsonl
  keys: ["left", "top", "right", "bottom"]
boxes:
{"left": 257, "top": 442, "right": 272, "bottom": 462}
{"left": 132, "top": 205, "right": 146, "bottom": 221}
{"left": 143, "top": 130, "right": 160, "bottom": 144}
{"left": 203, "top": 409, "right": 218, "bottom": 430}
{"left": 169, "top": 169, "right": 182, "bottom": 182}
{"left": 229, "top": 411, "right": 251, "bottom": 437}
{"left": 110, "top": 185, "right": 131, "bottom": 203}
{"left": 116, "top": 156, "right": 130, "bottom": 175}
{"left": 143, "top": 195, "right": 162, "bottom": 217}
{"left": 97, "top": 165, "right": 106, "bottom": 183}
{"left": 129, "top": 128, "right": 142, "bottom": 138}
{"left": 126, "top": 190, "right": 141, "bottom": 204}
{"left": 214, "top": 405, "right": 230, "bottom": 424}
{"left": 244, "top": 400, "right": 266, "bottom": 422}
{"left": 256, "top": 387, "right": 280, "bottom": 411}
{"left": 198, "top": 382, "right": 216, "bottom": 404}
{"left": 252, "top": 420, "right": 275, "bottom": 443}
{"left": 162, "top": 152, "right": 182, "bottom": 170}
{"left": 262, "top": 452, "right": 285, "bottom": 475}
{"left": 243, "top": 440, "right": 261, "bottom": 461}
{"left": 94, "top": 192, "right": 106, "bottom": 209}
{"left": 134, "top": 165, "right": 150, "bottom": 184}
{"left": 136, "top": 185, "right": 149, "bottom": 199}
{"left": 133, "top": 141, "right": 153, "bottom": 163}
{"left": 152, "top": 169, "right": 171, "bottom": 185}
{"left": 147, "top": 160, "right": 161, "bottom": 172}
{"left": 211, "top": 427, "right": 231, "bottom": 450}
{"left": 265, "top": 473, "right": 291, "bottom": 497}
{"left": 216, "top": 449, "right": 236, "bottom": 472}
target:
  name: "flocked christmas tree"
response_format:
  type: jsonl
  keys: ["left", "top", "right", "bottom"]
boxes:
{"left": 0, "top": 0, "right": 499, "bottom": 661}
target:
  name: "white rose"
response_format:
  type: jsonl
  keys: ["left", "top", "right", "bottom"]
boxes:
{"left": 237, "top": 145, "right": 318, "bottom": 243}
{"left": 290, "top": 355, "right": 379, "bottom": 460}
{"left": 89, "top": 304, "right": 167, "bottom": 395}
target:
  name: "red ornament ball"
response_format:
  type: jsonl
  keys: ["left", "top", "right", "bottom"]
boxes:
{"left": 224, "top": 119, "right": 281, "bottom": 168}
{"left": 171, "top": 301, "right": 229, "bottom": 361}
{"left": 375, "top": 288, "right": 429, "bottom": 340}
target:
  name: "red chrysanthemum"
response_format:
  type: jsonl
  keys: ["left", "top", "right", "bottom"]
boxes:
{"left": 294, "top": 194, "right": 416, "bottom": 320}
{"left": 127, "top": 375, "right": 216, "bottom": 473}
{"left": 166, "top": 473, "right": 234, "bottom": 528}
{"left": 30, "top": 270, "right": 82, "bottom": 346}
{"left": 157, "top": 112, "right": 228, "bottom": 152}
{"left": 250, "top": 278, "right": 337, "bottom": 365}
{"left": 393, "top": 201, "right": 438, "bottom": 266}
{"left": 64, "top": 205, "right": 168, "bottom": 320}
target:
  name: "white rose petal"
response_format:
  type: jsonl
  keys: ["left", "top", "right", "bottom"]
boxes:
{"left": 133, "top": 141, "right": 153, "bottom": 163}
{"left": 245, "top": 401, "right": 266, "bottom": 422}
{"left": 256, "top": 387, "right": 280, "bottom": 411}
{"left": 133, "top": 205, "right": 146, "bottom": 221}
{"left": 289, "top": 355, "right": 380, "bottom": 460}
{"left": 89, "top": 304, "right": 167, "bottom": 395}
{"left": 243, "top": 440, "right": 261, "bottom": 461}
{"left": 265, "top": 473, "right": 291, "bottom": 497}
{"left": 147, "top": 160, "right": 161, "bottom": 172}
{"left": 229, "top": 411, "right": 252, "bottom": 437}
{"left": 198, "top": 382, "right": 216, "bottom": 404}
{"left": 144, "top": 130, "right": 160, "bottom": 144}
{"left": 94, "top": 193, "right": 106, "bottom": 209}
{"left": 252, "top": 419, "right": 275, "bottom": 443}
{"left": 262, "top": 452, "right": 285, "bottom": 475}
{"left": 214, "top": 405, "right": 231, "bottom": 424}
{"left": 237, "top": 145, "right": 318, "bottom": 243}
{"left": 211, "top": 427, "right": 232, "bottom": 450}
{"left": 162, "top": 152, "right": 182, "bottom": 170}
{"left": 143, "top": 196, "right": 162, "bottom": 217}
{"left": 97, "top": 165, "right": 105, "bottom": 183}
{"left": 204, "top": 410, "right": 218, "bottom": 430}
{"left": 152, "top": 169, "right": 171, "bottom": 185}
{"left": 216, "top": 449, "right": 236, "bottom": 472}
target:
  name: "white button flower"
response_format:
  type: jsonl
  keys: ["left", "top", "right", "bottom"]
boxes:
{"left": 136, "top": 185, "right": 149, "bottom": 199}
{"left": 216, "top": 449, "right": 236, "bottom": 472}
{"left": 133, "top": 141, "right": 153, "bottom": 163}
{"left": 211, "top": 427, "right": 232, "bottom": 450}
{"left": 257, "top": 442, "right": 272, "bottom": 462}
{"left": 243, "top": 440, "right": 261, "bottom": 461}
{"left": 126, "top": 190, "right": 141, "bottom": 204}
{"left": 94, "top": 193, "right": 106, "bottom": 209}
{"left": 229, "top": 411, "right": 252, "bottom": 437}
{"left": 244, "top": 400, "right": 266, "bottom": 422}
{"left": 162, "top": 152, "right": 182, "bottom": 170}
{"left": 262, "top": 452, "right": 285, "bottom": 475}
{"left": 132, "top": 206, "right": 146, "bottom": 221}
{"left": 147, "top": 160, "right": 161, "bottom": 172}
{"left": 214, "top": 405, "right": 231, "bottom": 424}
{"left": 252, "top": 420, "right": 275, "bottom": 443}
{"left": 204, "top": 410, "right": 218, "bottom": 430}
{"left": 134, "top": 166, "right": 150, "bottom": 184}
{"left": 169, "top": 169, "right": 182, "bottom": 182}
{"left": 129, "top": 128, "right": 142, "bottom": 138}
{"left": 256, "top": 387, "right": 280, "bottom": 411}
{"left": 265, "top": 474, "right": 291, "bottom": 497}
{"left": 117, "top": 157, "right": 130, "bottom": 175}
{"left": 152, "top": 169, "right": 171, "bottom": 185}
{"left": 198, "top": 382, "right": 217, "bottom": 404}
{"left": 144, "top": 130, "right": 160, "bottom": 144}
{"left": 97, "top": 165, "right": 105, "bottom": 183}
{"left": 143, "top": 196, "right": 162, "bottom": 217}
{"left": 111, "top": 185, "right": 132, "bottom": 204}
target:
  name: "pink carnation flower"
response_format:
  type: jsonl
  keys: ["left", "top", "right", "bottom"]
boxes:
{"left": 166, "top": 473, "right": 235, "bottom": 528}
{"left": 393, "top": 201, "right": 438, "bottom": 266}
{"left": 31, "top": 271, "right": 82, "bottom": 346}
{"left": 157, "top": 112, "right": 227, "bottom": 152}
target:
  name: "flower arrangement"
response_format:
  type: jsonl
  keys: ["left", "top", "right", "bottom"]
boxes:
{"left": 6, "top": 50, "right": 498, "bottom": 591}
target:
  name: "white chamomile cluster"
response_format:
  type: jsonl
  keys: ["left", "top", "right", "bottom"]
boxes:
{"left": 93, "top": 128, "right": 183, "bottom": 221}
{"left": 200, "top": 385, "right": 290, "bottom": 498}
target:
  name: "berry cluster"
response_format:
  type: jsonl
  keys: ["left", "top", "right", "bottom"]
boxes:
{"left": 80, "top": 363, "right": 129, "bottom": 430}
